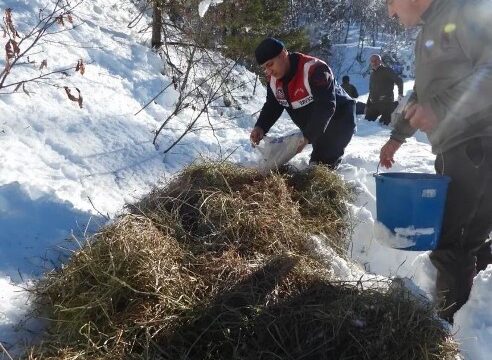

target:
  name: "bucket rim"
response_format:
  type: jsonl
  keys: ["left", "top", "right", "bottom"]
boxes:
{"left": 373, "top": 172, "right": 451, "bottom": 182}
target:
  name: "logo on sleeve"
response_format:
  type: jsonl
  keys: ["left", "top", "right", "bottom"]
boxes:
{"left": 276, "top": 88, "right": 286, "bottom": 99}
{"left": 294, "top": 88, "right": 305, "bottom": 97}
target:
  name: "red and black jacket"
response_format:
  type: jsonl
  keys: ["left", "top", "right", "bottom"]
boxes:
{"left": 255, "top": 52, "right": 353, "bottom": 144}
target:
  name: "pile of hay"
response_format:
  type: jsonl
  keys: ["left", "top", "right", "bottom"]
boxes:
{"left": 129, "top": 162, "right": 351, "bottom": 255}
{"left": 26, "top": 162, "right": 458, "bottom": 360}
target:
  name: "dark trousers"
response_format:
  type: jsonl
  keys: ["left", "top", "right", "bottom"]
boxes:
{"left": 365, "top": 101, "right": 398, "bottom": 125}
{"left": 355, "top": 101, "right": 366, "bottom": 115}
{"left": 310, "top": 102, "right": 356, "bottom": 168}
{"left": 430, "top": 137, "right": 492, "bottom": 322}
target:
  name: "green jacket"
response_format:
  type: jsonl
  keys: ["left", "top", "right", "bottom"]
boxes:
{"left": 391, "top": 0, "right": 492, "bottom": 153}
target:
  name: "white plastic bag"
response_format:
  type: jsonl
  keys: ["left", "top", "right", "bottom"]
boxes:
{"left": 255, "top": 131, "right": 304, "bottom": 175}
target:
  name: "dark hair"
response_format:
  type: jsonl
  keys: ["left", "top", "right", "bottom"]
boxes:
{"left": 342, "top": 75, "right": 350, "bottom": 83}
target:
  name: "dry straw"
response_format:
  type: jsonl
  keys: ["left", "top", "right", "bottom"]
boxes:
{"left": 26, "top": 162, "right": 457, "bottom": 360}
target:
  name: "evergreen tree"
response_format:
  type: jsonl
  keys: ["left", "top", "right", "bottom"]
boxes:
{"left": 213, "top": 0, "right": 309, "bottom": 63}
{"left": 150, "top": 0, "right": 309, "bottom": 67}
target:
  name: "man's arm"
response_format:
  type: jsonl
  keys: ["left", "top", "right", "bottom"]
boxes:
{"left": 380, "top": 138, "right": 403, "bottom": 168}
{"left": 390, "top": 90, "right": 418, "bottom": 143}
{"left": 427, "top": 2, "right": 492, "bottom": 126}
{"left": 255, "top": 85, "right": 284, "bottom": 134}
{"left": 303, "top": 64, "right": 336, "bottom": 144}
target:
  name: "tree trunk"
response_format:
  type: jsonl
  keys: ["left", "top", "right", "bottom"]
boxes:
{"left": 344, "top": 20, "right": 350, "bottom": 43}
{"left": 372, "top": 19, "right": 378, "bottom": 47}
{"left": 151, "top": 2, "right": 162, "bottom": 49}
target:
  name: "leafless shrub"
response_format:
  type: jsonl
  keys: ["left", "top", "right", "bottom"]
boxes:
{"left": 0, "top": 1, "right": 87, "bottom": 107}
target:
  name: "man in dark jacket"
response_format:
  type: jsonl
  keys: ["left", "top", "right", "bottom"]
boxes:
{"left": 341, "top": 75, "right": 359, "bottom": 98}
{"left": 365, "top": 54, "right": 404, "bottom": 125}
{"left": 380, "top": 0, "right": 492, "bottom": 323}
{"left": 341, "top": 75, "right": 366, "bottom": 115}
{"left": 250, "top": 38, "right": 356, "bottom": 168}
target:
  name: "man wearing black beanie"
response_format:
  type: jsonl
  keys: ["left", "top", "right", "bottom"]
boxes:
{"left": 250, "top": 37, "right": 356, "bottom": 168}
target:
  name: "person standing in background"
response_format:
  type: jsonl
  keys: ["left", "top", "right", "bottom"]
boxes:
{"left": 341, "top": 75, "right": 366, "bottom": 115}
{"left": 341, "top": 75, "right": 359, "bottom": 98}
{"left": 365, "top": 54, "right": 403, "bottom": 125}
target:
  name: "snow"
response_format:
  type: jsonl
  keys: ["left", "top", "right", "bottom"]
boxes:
{"left": 308, "top": 235, "right": 387, "bottom": 285}
{"left": 198, "top": 0, "right": 224, "bottom": 18}
{"left": 373, "top": 222, "right": 437, "bottom": 250}
{"left": 374, "top": 221, "right": 419, "bottom": 249}
{"left": 454, "top": 266, "right": 492, "bottom": 360}
{"left": 0, "top": 0, "right": 490, "bottom": 359}
{"left": 395, "top": 226, "right": 435, "bottom": 236}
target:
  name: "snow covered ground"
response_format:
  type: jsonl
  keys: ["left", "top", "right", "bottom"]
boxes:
{"left": 0, "top": 0, "right": 490, "bottom": 359}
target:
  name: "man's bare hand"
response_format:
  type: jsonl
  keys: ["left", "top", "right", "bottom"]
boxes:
{"left": 379, "top": 139, "right": 402, "bottom": 169}
{"left": 250, "top": 126, "right": 265, "bottom": 146}
{"left": 296, "top": 136, "right": 309, "bottom": 154}
{"left": 405, "top": 103, "right": 439, "bottom": 132}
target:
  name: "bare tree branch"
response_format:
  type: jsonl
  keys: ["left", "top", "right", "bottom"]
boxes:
{"left": 0, "top": 0, "right": 85, "bottom": 92}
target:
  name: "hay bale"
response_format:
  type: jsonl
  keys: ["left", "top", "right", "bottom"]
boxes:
{"left": 30, "top": 215, "right": 202, "bottom": 358}
{"left": 29, "top": 251, "right": 458, "bottom": 360}
{"left": 286, "top": 164, "right": 354, "bottom": 252}
{"left": 130, "top": 162, "right": 352, "bottom": 255}
{"left": 152, "top": 257, "right": 457, "bottom": 360}
{"left": 130, "top": 163, "right": 312, "bottom": 255}
{"left": 27, "top": 162, "right": 458, "bottom": 360}
{"left": 245, "top": 280, "right": 456, "bottom": 360}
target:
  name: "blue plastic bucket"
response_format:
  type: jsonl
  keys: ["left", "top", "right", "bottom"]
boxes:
{"left": 373, "top": 172, "right": 451, "bottom": 251}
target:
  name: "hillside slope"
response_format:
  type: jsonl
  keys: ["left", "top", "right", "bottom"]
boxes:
{"left": 0, "top": 1, "right": 490, "bottom": 359}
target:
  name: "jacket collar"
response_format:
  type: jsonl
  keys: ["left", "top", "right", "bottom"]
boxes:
{"left": 373, "top": 64, "right": 386, "bottom": 72}
{"left": 421, "top": 0, "right": 449, "bottom": 24}
{"left": 282, "top": 53, "right": 300, "bottom": 83}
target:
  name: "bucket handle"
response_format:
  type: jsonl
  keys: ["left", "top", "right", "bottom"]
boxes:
{"left": 374, "top": 161, "right": 382, "bottom": 176}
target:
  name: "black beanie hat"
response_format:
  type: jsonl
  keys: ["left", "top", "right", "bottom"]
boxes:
{"left": 255, "top": 38, "right": 285, "bottom": 65}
